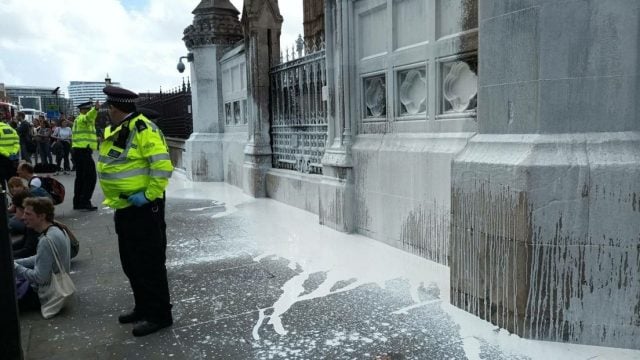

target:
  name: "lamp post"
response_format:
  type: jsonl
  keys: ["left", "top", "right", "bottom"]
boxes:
{"left": 51, "top": 87, "right": 60, "bottom": 122}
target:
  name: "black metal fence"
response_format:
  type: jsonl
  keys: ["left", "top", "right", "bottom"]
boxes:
{"left": 270, "top": 42, "right": 327, "bottom": 175}
{"left": 136, "top": 80, "right": 193, "bottom": 139}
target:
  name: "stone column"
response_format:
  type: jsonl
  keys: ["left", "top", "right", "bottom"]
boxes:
{"left": 241, "top": 0, "right": 283, "bottom": 197}
{"left": 450, "top": 0, "right": 640, "bottom": 349}
{"left": 182, "top": 0, "right": 243, "bottom": 181}
{"left": 318, "top": 0, "right": 355, "bottom": 232}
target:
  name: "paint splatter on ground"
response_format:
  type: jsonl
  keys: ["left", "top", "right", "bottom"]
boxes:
{"left": 19, "top": 174, "right": 640, "bottom": 359}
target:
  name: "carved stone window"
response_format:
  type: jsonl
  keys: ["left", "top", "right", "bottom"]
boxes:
{"left": 233, "top": 101, "right": 241, "bottom": 124}
{"left": 397, "top": 67, "right": 427, "bottom": 117}
{"left": 225, "top": 102, "right": 232, "bottom": 125}
{"left": 441, "top": 59, "right": 477, "bottom": 113}
{"left": 242, "top": 99, "right": 248, "bottom": 124}
{"left": 363, "top": 74, "right": 386, "bottom": 119}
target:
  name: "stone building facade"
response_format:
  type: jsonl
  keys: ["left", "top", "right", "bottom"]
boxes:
{"left": 303, "top": 0, "right": 324, "bottom": 44}
{"left": 181, "top": 0, "right": 640, "bottom": 350}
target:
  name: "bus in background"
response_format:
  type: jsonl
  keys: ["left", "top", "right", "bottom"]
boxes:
{"left": 20, "top": 108, "right": 44, "bottom": 122}
{"left": 0, "top": 102, "right": 17, "bottom": 122}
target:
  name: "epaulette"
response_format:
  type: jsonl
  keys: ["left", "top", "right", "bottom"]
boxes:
{"left": 135, "top": 120, "right": 148, "bottom": 132}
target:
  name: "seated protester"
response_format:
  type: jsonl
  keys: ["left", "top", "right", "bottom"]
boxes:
{"left": 10, "top": 191, "right": 40, "bottom": 259}
{"left": 17, "top": 162, "right": 43, "bottom": 189}
{"left": 8, "top": 176, "right": 49, "bottom": 203}
{"left": 14, "top": 197, "right": 71, "bottom": 312}
{"left": 17, "top": 162, "right": 37, "bottom": 187}
{"left": 7, "top": 176, "right": 47, "bottom": 235}
{"left": 7, "top": 177, "right": 26, "bottom": 235}
{"left": 17, "top": 162, "right": 51, "bottom": 197}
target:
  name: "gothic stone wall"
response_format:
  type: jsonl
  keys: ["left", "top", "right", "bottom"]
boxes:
{"left": 351, "top": 0, "right": 478, "bottom": 265}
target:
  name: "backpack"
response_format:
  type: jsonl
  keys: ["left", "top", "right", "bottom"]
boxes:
{"left": 45, "top": 221, "right": 79, "bottom": 259}
{"left": 52, "top": 221, "right": 79, "bottom": 259}
{"left": 31, "top": 176, "right": 65, "bottom": 205}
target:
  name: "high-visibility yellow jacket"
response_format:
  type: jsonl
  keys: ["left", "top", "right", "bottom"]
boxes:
{"left": 97, "top": 113, "right": 173, "bottom": 209}
{"left": 72, "top": 107, "right": 98, "bottom": 150}
{"left": 0, "top": 122, "right": 20, "bottom": 158}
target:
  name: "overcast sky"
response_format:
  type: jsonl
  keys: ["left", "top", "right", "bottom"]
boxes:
{"left": 0, "top": 0, "right": 303, "bottom": 95}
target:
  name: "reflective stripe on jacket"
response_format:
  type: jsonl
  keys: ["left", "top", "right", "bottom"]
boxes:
{"left": 71, "top": 107, "right": 98, "bottom": 150}
{"left": 0, "top": 122, "right": 20, "bottom": 157}
{"left": 97, "top": 113, "right": 173, "bottom": 209}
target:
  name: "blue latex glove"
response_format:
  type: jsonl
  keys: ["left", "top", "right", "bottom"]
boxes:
{"left": 8, "top": 154, "right": 18, "bottom": 161}
{"left": 127, "top": 192, "right": 150, "bottom": 207}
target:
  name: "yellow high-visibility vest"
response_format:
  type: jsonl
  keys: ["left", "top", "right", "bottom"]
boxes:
{"left": 97, "top": 113, "right": 173, "bottom": 209}
{"left": 0, "top": 122, "right": 20, "bottom": 157}
{"left": 72, "top": 107, "right": 98, "bottom": 150}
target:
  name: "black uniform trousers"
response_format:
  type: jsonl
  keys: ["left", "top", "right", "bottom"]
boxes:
{"left": 72, "top": 148, "right": 97, "bottom": 208}
{"left": 114, "top": 198, "right": 172, "bottom": 323}
{"left": 0, "top": 155, "right": 18, "bottom": 190}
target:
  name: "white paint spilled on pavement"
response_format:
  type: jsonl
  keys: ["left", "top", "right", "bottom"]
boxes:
{"left": 442, "top": 302, "right": 640, "bottom": 360}
{"left": 166, "top": 175, "right": 640, "bottom": 359}
{"left": 245, "top": 209, "right": 448, "bottom": 339}
{"left": 253, "top": 308, "right": 267, "bottom": 340}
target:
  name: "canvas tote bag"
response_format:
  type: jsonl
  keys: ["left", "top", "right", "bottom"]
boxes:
{"left": 38, "top": 236, "right": 76, "bottom": 319}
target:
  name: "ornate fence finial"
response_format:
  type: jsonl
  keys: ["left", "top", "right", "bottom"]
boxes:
{"left": 319, "top": 33, "right": 325, "bottom": 50}
{"left": 187, "top": 77, "right": 191, "bottom": 92}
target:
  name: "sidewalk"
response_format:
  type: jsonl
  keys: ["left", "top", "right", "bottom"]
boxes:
{"left": 18, "top": 172, "right": 640, "bottom": 359}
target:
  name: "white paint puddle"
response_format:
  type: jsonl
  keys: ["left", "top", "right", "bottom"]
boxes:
{"left": 166, "top": 174, "right": 640, "bottom": 359}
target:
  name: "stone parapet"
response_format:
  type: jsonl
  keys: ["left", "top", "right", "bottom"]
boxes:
{"left": 352, "top": 132, "right": 474, "bottom": 264}
{"left": 184, "top": 133, "right": 225, "bottom": 181}
{"left": 451, "top": 132, "right": 640, "bottom": 349}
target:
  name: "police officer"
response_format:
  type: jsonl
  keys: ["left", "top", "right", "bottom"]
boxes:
{"left": 71, "top": 101, "right": 99, "bottom": 211}
{"left": 0, "top": 118, "right": 20, "bottom": 189}
{"left": 97, "top": 85, "right": 173, "bottom": 337}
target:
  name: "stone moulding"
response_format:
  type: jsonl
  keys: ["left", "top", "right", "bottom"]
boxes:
{"left": 183, "top": 11, "right": 243, "bottom": 49}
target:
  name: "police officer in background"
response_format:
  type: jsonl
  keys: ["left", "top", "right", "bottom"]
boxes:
{"left": 72, "top": 101, "right": 99, "bottom": 211}
{"left": 98, "top": 85, "right": 174, "bottom": 337}
{"left": 0, "top": 117, "right": 20, "bottom": 189}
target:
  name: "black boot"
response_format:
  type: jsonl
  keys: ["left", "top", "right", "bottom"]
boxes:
{"left": 118, "top": 310, "right": 143, "bottom": 324}
{"left": 132, "top": 319, "right": 173, "bottom": 337}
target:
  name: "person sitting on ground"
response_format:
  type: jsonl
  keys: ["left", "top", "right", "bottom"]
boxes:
{"left": 7, "top": 176, "right": 49, "bottom": 235}
{"left": 17, "top": 162, "right": 51, "bottom": 194}
{"left": 8, "top": 175, "right": 49, "bottom": 199}
{"left": 10, "top": 190, "right": 40, "bottom": 259}
{"left": 14, "top": 197, "right": 71, "bottom": 312}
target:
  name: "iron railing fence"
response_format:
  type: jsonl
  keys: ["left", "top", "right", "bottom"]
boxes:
{"left": 137, "top": 82, "right": 192, "bottom": 139}
{"left": 270, "top": 41, "right": 327, "bottom": 175}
